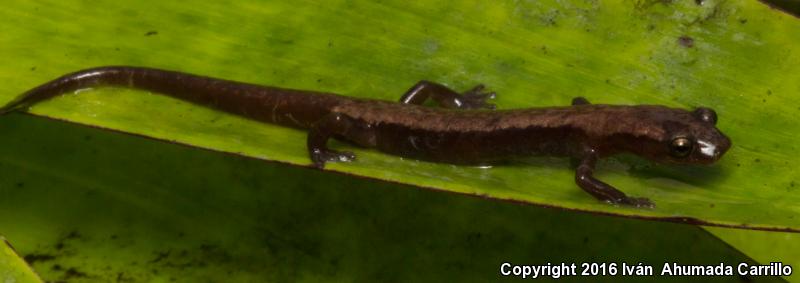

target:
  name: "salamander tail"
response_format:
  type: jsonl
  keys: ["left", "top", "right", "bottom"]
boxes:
{"left": 0, "top": 97, "right": 29, "bottom": 115}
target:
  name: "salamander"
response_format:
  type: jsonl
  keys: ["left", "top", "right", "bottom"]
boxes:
{"left": 0, "top": 66, "right": 732, "bottom": 207}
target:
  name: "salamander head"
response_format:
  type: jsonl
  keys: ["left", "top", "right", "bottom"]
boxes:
{"left": 666, "top": 107, "right": 731, "bottom": 164}
{"left": 615, "top": 106, "right": 731, "bottom": 165}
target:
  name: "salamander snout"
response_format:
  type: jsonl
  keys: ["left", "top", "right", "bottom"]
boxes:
{"left": 695, "top": 133, "right": 731, "bottom": 163}
{"left": 690, "top": 108, "right": 731, "bottom": 164}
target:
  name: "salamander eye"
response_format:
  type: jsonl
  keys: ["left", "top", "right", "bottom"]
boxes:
{"left": 693, "top": 107, "right": 717, "bottom": 125}
{"left": 669, "top": 137, "right": 693, "bottom": 158}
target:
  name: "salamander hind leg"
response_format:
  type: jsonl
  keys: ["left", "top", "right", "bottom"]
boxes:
{"left": 571, "top": 97, "right": 591, "bottom": 106}
{"left": 575, "top": 151, "right": 654, "bottom": 208}
{"left": 462, "top": 84, "right": 497, "bottom": 110}
{"left": 399, "top": 80, "right": 496, "bottom": 110}
{"left": 307, "top": 113, "right": 357, "bottom": 169}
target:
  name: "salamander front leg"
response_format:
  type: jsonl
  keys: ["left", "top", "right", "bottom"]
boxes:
{"left": 399, "top": 80, "right": 496, "bottom": 110}
{"left": 575, "top": 151, "right": 654, "bottom": 208}
{"left": 307, "top": 113, "right": 356, "bottom": 169}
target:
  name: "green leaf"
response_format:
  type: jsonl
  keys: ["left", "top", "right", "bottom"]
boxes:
{"left": 0, "top": 236, "right": 42, "bottom": 283}
{"left": 0, "top": 115, "right": 779, "bottom": 282}
{"left": 1, "top": 0, "right": 798, "bottom": 230}
{"left": 707, "top": 227, "right": 800, "bottom": 282}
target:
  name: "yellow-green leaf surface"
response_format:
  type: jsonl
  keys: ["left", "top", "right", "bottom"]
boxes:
{"left": 0, "top": 237, "right": 42, "bottom": 283}
{"left": 707, "top": 227, "right": 800, "bottom": 282}
{"left": 0, "top": 0, "right": 798, "bottom": 230}
{"left": 0, "top": 115, "right": 782, "bottom": 282}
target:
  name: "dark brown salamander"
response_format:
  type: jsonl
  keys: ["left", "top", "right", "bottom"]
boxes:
{"left": 1, "top": 66, "right": 732, "bottom": 207}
